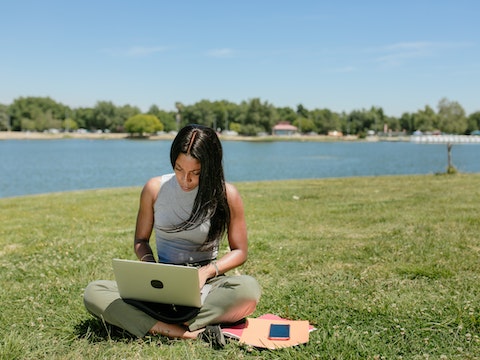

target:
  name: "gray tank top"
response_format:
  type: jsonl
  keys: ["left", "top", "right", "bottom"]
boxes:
{"left": 154, "top": 173, "right": 218, "bottom": 264}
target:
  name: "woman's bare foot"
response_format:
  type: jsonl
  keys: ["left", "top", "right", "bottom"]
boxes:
{"left": 149, "top": 322, "right": 225, "bottom": 349}
{"left": 149, "top": 321, "right": 202, "bottom": 339}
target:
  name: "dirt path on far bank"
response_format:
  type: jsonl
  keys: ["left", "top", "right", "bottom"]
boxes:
{"left": 0, "top": 131, "right": 356, "bottom": 142}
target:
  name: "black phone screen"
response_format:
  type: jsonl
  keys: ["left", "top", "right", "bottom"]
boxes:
{"left": 268, "top": 324, "right": 290, "bottom": 340}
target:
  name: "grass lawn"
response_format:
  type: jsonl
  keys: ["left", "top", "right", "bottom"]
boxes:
{"left": 1, "top": 174, "right": 479, "bottom": 359}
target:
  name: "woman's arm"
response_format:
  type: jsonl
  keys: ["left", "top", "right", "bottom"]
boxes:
{"left": 198, "top": 183, "right": 248, "bottom": 284}
{"left": 133, "top": 177, "right": 162, "bottom": 262}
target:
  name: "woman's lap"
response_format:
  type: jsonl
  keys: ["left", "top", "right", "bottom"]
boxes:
{"left": 83, "top": 275, "right": 261, "bottom": 336}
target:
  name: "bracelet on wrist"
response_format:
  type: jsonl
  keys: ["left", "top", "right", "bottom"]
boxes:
{"left": 212, "top": 261, "right": 220, "bottom": 277}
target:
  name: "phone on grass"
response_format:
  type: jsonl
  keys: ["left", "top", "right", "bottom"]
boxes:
{"left": 268, "top": 324, "right": 290, "bottom": 340}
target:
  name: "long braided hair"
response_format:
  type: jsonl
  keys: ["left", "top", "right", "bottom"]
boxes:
{"left": 163, "top": 124, "right": 230, "bottom": 249}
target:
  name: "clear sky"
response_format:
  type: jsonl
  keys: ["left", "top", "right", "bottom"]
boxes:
{"left": 1, "top": 0, "right": 479, "bottom": 117}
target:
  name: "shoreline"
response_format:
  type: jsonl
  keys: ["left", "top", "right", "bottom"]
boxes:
{"left": 0, "top": 130, "right": 359, "bottom": 142}
{"left": 0, "top": 130, "right": 372, "bottom": 142}
{"left": 0, "top": 131, "right": 134, "bottom": 140}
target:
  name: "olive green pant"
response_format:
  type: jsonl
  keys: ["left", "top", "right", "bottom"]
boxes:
{"left": 83, "top": 275, "right": 261, "bottom": 338}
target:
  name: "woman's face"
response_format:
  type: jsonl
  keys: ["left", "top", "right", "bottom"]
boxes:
{"left": 174, "top": 153, "right": 201, "bottom": 192}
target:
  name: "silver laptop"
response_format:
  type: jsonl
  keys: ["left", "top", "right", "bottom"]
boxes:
{"left": 112, "top": 258, "right": 211, "bottom": 308}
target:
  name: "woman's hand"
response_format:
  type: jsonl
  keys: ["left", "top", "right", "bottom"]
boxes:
{"left": 198, "top": 264, "right": 216, "bottom": 289}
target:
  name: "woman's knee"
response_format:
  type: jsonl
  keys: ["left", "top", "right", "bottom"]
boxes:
{"left": 240, "top": 275, "right": 262, "bottom": 301}
{"left": 83, "top": 280, "right": 120, "bottom": 316}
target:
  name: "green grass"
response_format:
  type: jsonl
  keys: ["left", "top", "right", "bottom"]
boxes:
{"left": 1, "top": 174, "right": 480, "bottom": 359}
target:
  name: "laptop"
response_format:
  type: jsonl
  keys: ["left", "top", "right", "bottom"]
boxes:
{"left": 112, "top": 258, "right": 211, "bottom": 308}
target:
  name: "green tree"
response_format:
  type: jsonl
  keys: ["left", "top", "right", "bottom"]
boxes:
{"left": 4, "top": 95, "right": 475, "bottom": 138}
{"left": 179, "top": 99, "right": 240, "bottom": 132}
{"left": 217, "top": 100, "right": 239, "bottom": 131}
{"left": 92, "top": 101, "right": 118, "bottom": 131}
{"left": 20, "top": 118, "right": 35, "bottom": 131}
{"left": 147, "top": 105, "right": 176, "bottom": 132}
{"left": 369, "top": 106, "right": 385, "bottom": 133}
{"left": 229, "top": 122, "right": 241, "bottom": 133}
{"left": 230, "top": 102, "right": 247, "bottom": 130}
{"left": 210, "top": 100, "right": 235, "bottom": 131}
{"left": 293, "top": 117, "right": 315, "bottom": 133}
{"left": 347, "top": 107, "right": 384, "bottom": 134}
{"left": 346, "top": 110, "right": 369, "bottom": 135}
{"left": 243, "top": 98, "right": 277, "bottom": 134}
{"left": 0, "top": 104, "right": 9, "bottom": 131}
{"left": 124, "top": 114, "right": 163, "bottom": 136}
{"left": 37, "top": 109, "right": 62, "bottom": 131}
{"left": 74, "top": 107, "right": 94, "bottom": 130}
{"left": 116, "top": 105, "right": 141, "bottom": 132}
{"left": 311, "top": 108, "right": 341, "bottom": 134}
{"left": 399, "top": 112, "right": 415, "bottom": 133}
{"left": 63, "top": 118, "right": 78, "bottom": 132}
{"left": 467, "top": 111, "right": 480, "bottom": 133}
{"left": 182, "top": 100, "right": 216, "bottom": 128}
{"left": 277, "top": 107, "right": 298, "bottom": 123}
{"left": 383, "top": 115, "right": 401, "bottom": 133}
{"left": 9, "top": 96, "right": 69, "bottom": 131}
{"left": 296, "top": 104, "right": 309, "bottom": 118}
{"left": 436, "top": 98, "right": 467, "bottom": 134}
{"left": 413, "top": 105, "right": 437, "bottom": 132}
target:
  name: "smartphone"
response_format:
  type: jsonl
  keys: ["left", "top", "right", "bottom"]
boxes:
{"left": 268, "top": 324, "right": 290, "bottom": 340}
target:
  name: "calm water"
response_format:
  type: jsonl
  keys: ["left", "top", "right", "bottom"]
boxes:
{"left": 1, "top": 139, "right": 480, "bottom": 198}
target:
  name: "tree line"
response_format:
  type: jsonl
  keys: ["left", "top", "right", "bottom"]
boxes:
{"left": 0, "top": 96, "right": 479, "bottom": 136}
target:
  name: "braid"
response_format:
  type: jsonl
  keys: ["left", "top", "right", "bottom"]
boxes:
{"left": 161, "top": 124, "right": 230, "bottom": 248}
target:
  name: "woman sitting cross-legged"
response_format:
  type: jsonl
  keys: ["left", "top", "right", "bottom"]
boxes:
{"left": 83, "top": 124, "right": 261, "bottom": 349}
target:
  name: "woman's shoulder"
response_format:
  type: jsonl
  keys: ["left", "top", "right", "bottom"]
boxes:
{"left": 225, "top": 182, "right": 238, "bottom": 193}
{"left": 141, "top": 174, "right": 172, "bottom": 200}
{"left": 225, "top": 182, "right": 243, "bottom": 203}
{"left": 144, "top": 174, "right": 174, "bottom": 189}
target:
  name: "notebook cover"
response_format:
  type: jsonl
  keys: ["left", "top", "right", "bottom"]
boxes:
{"left": 222, "top": 314, "right": 314, "bottom": 349}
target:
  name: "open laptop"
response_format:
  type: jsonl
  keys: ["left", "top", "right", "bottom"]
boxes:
{"left": 112, "top": 258, "right": 211, "bottom": 308}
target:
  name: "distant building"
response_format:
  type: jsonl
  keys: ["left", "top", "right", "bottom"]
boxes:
{"left": 272, "top": 122, "right": 298, "bottom": 136}
{"left": 328, "top": 130, "right": 343, "bottom": 137}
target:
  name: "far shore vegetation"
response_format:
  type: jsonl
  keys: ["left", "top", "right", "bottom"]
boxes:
{"left": 1, "top": 174, "right": 479, "bottom": 359}
{"left": 1, "top": 96, "right": 480, "bottom": 139}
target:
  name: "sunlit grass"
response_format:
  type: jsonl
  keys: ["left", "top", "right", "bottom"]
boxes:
{"left": 1, "top": 174, "right": 480, "bottom": 359}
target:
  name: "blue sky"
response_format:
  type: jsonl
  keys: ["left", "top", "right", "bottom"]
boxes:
{"left": 1, "top": 0, "right": 479, "bottom": 117}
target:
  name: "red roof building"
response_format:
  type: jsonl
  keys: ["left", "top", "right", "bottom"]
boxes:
{"left": 272, "top": 122, "right": 298, "bottom": 136}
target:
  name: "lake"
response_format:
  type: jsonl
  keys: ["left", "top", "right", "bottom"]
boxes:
{"left": 1, "top": 139, "right": 479, "bottom": 198}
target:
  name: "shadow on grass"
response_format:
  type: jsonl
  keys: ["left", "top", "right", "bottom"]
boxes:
{"left": 74, "top": 318, "right": 137, "bottom": 343}
{"left": 74, "top": 318, "right": 185, "bottom": 347}
{"left": 74, "top": 317, "right": 270, "bottom": 353}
